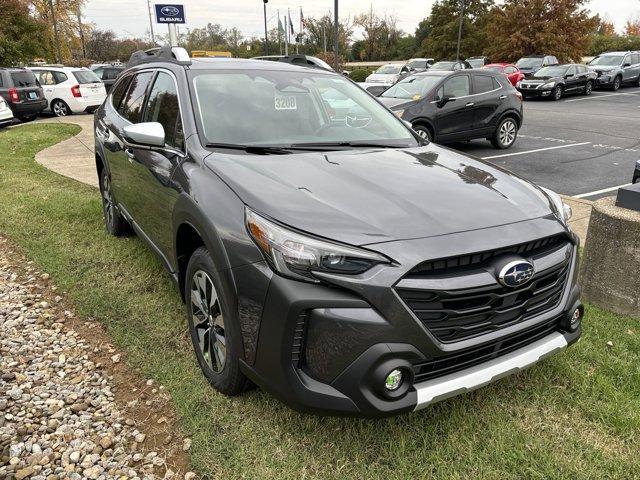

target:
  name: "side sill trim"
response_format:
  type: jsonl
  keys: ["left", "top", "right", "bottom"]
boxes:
{"left": 413, "top": 331, "right": 567, "bottom": 410}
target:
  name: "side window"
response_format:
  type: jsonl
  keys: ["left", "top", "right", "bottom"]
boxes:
{"left": 633, "top": 54, "right": 640, "bottom": 65}
{"left": 118, "top": 71, "right": 154, "bottom": 123}
{"left": 143, "top": 72, "right": 184, "bottom": 150}
{"left": 93, "top": 68, "right": 104, "bottom": 80}
{"left": 110, "top": 75, "right": 132, "bottom": 111}
{"left": 566, "top": 66, "right": 576, "bottom": 76}
{"left": 35, "top": 71, "right": 55, "bottom": 86}
{"left": 473, "top": 75, "right": 496, "bottom": 94}
{"left": 53, "top": 72, "right": 67, "bottom": 84}
{"left": 442, "top": 75, "right": 470, "bottom": 98}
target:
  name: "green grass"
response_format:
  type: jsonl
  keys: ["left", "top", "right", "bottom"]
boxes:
{"left": 1, "top": 124, "right": 640, "bottom": 479}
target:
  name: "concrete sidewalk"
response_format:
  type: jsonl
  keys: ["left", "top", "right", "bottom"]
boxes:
{"left": 562, "top": 196, "right": 593, "bottom": 245}
{"left": 33, "top": 115, "right": 98, "bottom": 187}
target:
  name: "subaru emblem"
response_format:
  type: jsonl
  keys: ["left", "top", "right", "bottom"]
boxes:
{"left": 498, "top": 260, "right": 535, "bottom": 288}
{"left": 161, "top": 6, "right": 179, "bottom": 16}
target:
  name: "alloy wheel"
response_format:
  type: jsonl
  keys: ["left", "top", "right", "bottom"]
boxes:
{"left": 585, "top": 82, "right": 592, "bottom": 95}
{"left": 613, "top": 77, "right": 621, "bottom": 91}
{"left": 499, "top": 120, "right": 517, "bottom": 147}
{"left": 190, "top": 270, "right": 226, "bottom": 373}
{"left": 553, "top": 86, "right": 562, "bottom": 101}
{"left": 101, "top": 172, "right": 114, "bottom": 228}
{"left": 53, "top": 101, "right": 69, "bottom": 117}
{"left": 415, "top": 128, "right": 431, "bottom": 141}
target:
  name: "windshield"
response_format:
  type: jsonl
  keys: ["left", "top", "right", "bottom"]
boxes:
{"left": 467, "top": 59, "right": 485, "bottom": 68}
{"left": 588, "top": 55, "right": 624, "bottom": 67}
{"left": 430, "top": 62, "right": 456, "bottom": 70}
{"left": 534, "top": 66, "right": 568, "bottom": 77}
{"left": 10, "top": 71, "right": 38, "bottom": 87}
{"left": 484, "top": 66, "right": 503, "bottom": 73}
{"left": 515, "top": 57, "right": 543, "bottom": 69}
{"left": 375, "top": 65, "right": 401, "bottom": 74}
{"left": 73, "top": 70, "right": 101, "bottom": 84}
{"left": 191, "top": 70, "right": 417, "bottom": 148}
{"left": 381, "top": 75, "right": 442, "bottom": 100}
{"left": 407, "top": 60, "right": 427, "bottom": 69}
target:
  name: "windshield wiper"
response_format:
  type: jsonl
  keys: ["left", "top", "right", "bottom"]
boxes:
{"left": 290, "top": 141, "right": 408, "bottom": 149}
{"left": 205, "top": 143, "right": 293, "bottom": 155}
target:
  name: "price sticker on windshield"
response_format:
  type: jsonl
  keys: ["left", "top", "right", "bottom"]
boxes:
{"left": 275, "top": 95, "right": 297, "bottom": 110}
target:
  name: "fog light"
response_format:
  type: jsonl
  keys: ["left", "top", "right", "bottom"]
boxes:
{"left": 385, "top": 369, "right": 403, "bottom": 391}
{"left": 571, "top": 308, "right": 582, "bottom": 327}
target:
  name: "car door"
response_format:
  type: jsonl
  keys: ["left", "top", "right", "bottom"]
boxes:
{"left": 31, "top": 70, "right": 55, "bottom": 107}
{"left": 631, "top": 54, "right": 640, "bottom": 82}
{"left": 470, "top": 74, "right": 502, "bottom": 135}
{"left": 563, "top": 66, "right": 579, "bottom": 93}
{"left": 434, "top": 74, "right": 474, "bottom": 140}
{"left": 621, "top": 54, "right": 634, "bottom": 82}
{"left": 123, "top": 70, "right": 185, "bottom": 257}
{"left": 103, "top": 70, "right": 155, "bottom": 214}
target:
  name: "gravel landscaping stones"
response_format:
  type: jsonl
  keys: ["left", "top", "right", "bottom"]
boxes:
{"left": 0, "top": 237, "right": 195, "bottom": 480}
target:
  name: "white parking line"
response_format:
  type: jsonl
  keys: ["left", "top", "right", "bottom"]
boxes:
{"left": 565, "top": 91, "right": 640, "bottom": 102}
{"left": 480, "top": 142, "right": 591, "bottom": 160}
{"left": 574, "top": 183, "right": 632, "bottom": 199}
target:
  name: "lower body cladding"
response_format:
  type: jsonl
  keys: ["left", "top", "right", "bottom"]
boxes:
{"left": 237, "top": 220, "right": 583, "bottom": 417}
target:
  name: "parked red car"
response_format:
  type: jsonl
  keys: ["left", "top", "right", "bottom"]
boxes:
{"left": 483, "top": 63, "right": 525, "bottom": 87}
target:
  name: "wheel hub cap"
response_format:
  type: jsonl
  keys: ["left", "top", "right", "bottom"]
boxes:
{"left": 191, "top": 270, "right": 226, "bottom": 373}
{"left": 499, "top": 121, "right": 516, "bottom": 146}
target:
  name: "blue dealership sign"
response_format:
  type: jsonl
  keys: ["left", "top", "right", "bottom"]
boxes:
{"left": 155, "top": 4, "right": 186, "bottom": 24}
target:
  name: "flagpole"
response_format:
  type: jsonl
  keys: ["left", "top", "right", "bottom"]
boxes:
{"left": 298, "top": 6, "right": 302, "bottom": 54}
{"left": 285, "top": 10, "right": 289, "bottom": 56}
{"left": 278, "top": 9, "right": 282, "bottom": 55}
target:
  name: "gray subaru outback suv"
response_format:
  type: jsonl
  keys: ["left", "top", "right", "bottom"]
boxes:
{"left": 93, "top": 47, "right": 583, "bottom": 417}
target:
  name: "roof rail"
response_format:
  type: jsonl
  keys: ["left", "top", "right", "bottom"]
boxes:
{"left": 126, "top": 46, "right": 191, "bottom": 68}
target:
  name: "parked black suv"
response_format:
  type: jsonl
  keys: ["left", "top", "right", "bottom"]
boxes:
{"left": 587, "top": 51, "right": 640, "bottom": 90}
{"left": 94, "top": 47, "right": 583, "bottom": 417}
{"left": 517, "top": 64, "right": 597, "bottom": 100}
{"left": 0, "top": 68, "right": 47, "bottom": 121}
{"left": 378, "top": 69, "right": 523, "bottom": 148}
{"left": 91, "top": 65, "right": 125, "bottom": 93}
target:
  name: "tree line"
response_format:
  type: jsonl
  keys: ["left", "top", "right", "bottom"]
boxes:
{"left": 2, "top": 0, "right": 640, "bottom": 67}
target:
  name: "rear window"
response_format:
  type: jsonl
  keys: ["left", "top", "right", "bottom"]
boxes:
{"left": 10, "top": 71, "right": 38, "bottom": 87}
{"left": 73, "top": 70, "right": 101, "bottom": 84}
{"left": 473, "top": 75, "right": 497, "bottom": 93}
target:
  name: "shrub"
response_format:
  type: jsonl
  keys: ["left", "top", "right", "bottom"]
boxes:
{"left": 348, "top": 68, "right": 373, "bottom": 82}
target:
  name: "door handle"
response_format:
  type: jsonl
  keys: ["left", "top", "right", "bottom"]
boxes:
{"left": 465, "top": 102, "right": 475, "bottom": 107}
{"left": 499, "top": 95, "right": 507, "bottom": 100}
{"left": 125, "top": 148, "right": 135, "bottom": 162}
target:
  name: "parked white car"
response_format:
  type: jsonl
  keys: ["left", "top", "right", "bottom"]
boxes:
{"left": 0, "top": 97, "right": 14, "bottom": 127}
{"left": 28, "top": 67, "right": 106, "bottom": 117}
{"left": 365, "top": 63, "right": 415, "bottom": 86}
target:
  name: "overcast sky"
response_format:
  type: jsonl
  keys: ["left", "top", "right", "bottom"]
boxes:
{"left": 82, "top": 0, "right": 640, "bottom": 41}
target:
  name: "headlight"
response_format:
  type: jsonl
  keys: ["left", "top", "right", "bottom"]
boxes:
{"left": 541, "top": 81, "right": 556, "bottom": 89}
{"left": 246, "top": 208, "right": 390, "bottom": 282}
{"left": 516, "top": 81, "right": 522, "bottom": 88}
{"left": 540, "top": 187, "right": 572, "bottom": 225}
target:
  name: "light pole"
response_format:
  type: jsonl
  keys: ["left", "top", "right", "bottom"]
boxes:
{"left": 455, "top": 0, "right": 466, "bottom": 61}
{"left": 263, "top": 0, "right": 269, "bottom": 56}
{"left": 334, "top": 0, "right": 339, "bottom": 71}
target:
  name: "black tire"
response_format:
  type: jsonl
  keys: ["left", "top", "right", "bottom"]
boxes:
{"left": 584, "top": 81, "right": 593, "bottom": 96}
{"left": 612, "top": 75, "right": 621, "bottom": 91}
{"left": 491, "top": 117, "right": 518, "bottom": 149}
{"left": 551, "top": 85, "right": 563, "bottom": 101}
{"left": 186, "top": 247, "right": 248, "bottom": 396}
{"left": 51, "top": 99, "right": 71, "bottom": 117}
{"left": 635, "top": 75, "right": 640, "bottom": 88}
{"left": 99, "top": 167, "right": 130, "bottom": 236}
{"left": 17, "top": 114, "right": 37, "bottom": 122}
{"left": 413, "top": 124, "right": 432, "bottom": 142}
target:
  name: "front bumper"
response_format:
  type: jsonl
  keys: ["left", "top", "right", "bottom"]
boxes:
{"left": 517, "top": 87, "right": 553, "bottom": 98}
{"left": 595, "top": 75, "right": 614, "bottom": 87}
{"left": 237, "top": 218, "right": 583, "bottom": 417}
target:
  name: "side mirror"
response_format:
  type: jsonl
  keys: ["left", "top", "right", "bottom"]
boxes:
{"left": 565, "top": 73, "right": 574, "bottom": 78}
{"left": 437, "top": 96, "right": 454, "bottom": 108}
{"left": 402, "top": 120, "right": 412, "bottom": 129}
{"left": 123, "top": 122, "right": 165, "bottom": 148}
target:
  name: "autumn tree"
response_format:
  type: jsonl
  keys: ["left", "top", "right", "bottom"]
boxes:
{"left": 0, "top": 0, "right": 47, "bottom": 65}
{"left": 30, "top": 0, "right": 87, "bottom": 63}
{"left": 419, "top": 0, "right": 494, "bottom": 60}
{"left": 625, "top": 16, "right": 640, "bottom": 36}
{"left": 353, "top": 12, "right": 405, "bottom": 61}
{"left": 303, "top": 13, "right": 354, "bottom": 57}
{"left": 597, "top": 16, "right": 616, "bottom": 36}
{"left": 485, "top": 0, "right": 599, "bottom": 63}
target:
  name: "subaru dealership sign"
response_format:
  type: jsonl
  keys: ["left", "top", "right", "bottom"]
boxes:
{"left": 155, "top": 4, "right": 185, "bottom": 24}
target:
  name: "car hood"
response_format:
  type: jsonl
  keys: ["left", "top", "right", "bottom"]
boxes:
{"left": 377, "top": 97, "right": 417, "bottom": 109}
{"left": 204, "top": 145, "right": 555, "bottom": 246}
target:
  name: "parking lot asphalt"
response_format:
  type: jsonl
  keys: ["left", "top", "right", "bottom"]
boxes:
{"left": 449, "top": 86, "right": 640, "bottom": 201}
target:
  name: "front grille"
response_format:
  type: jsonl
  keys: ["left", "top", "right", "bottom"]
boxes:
{"left": 396, "top": 235, "right": 572, "bottom": 343}
{"left": 412, "top": 316, "right": 561, "bottom": 384}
